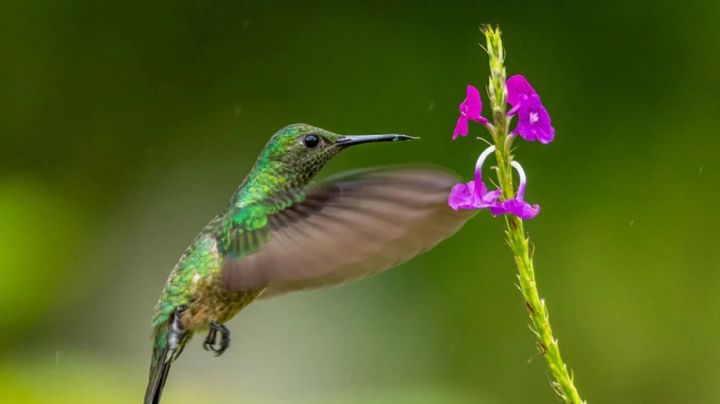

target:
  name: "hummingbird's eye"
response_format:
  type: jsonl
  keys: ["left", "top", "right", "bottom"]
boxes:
{"left": 303, "top": 134, "right": 320, "bottom": 148}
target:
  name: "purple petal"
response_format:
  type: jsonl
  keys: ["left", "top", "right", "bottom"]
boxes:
{"left": 472, "top": 115, "right": 490, "bottom": 125}
{"left": 488, "top": 204, "right": 505, "bottom": 216}
{"left": 508, "top": 81, "right": 555, "bottom": 143}
{"left": 448, "top": 180, "right": 500, "bottom": 211}
{"left": 460, "top": 85, "right": 482, "bottom": 120}
{"left": 506, "top": 75, "right": 554, "bottom": 143}
{"left": 490, "top": 198, "right": 540, "bottom": 220}
{"left": 452, "top": 116, "right": 469, "bottom": 140}
{"left": 512, "top": 97, "right": 555, "bottom": 143}
{"left": 453, "top": 85, "right": 489, "bottom": 140}
{"left": 448, "top": 182, "right": 474, "bottom": 210}
{"left": 534, "top": 107, "right": 555, "bottom": 144}
{"left": 473, "top": 181, "right": 501, "bottom": 208}
{"left": 507, "top": 75, "right": 537, "bottom": 106}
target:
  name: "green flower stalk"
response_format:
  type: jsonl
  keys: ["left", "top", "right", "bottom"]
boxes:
{"left": 447, "top": 25, "right": 585, "bottom": 404}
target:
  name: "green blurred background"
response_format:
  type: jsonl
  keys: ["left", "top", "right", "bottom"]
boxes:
{"left": 1, "top": 1, "right": 719, "bottom": 403}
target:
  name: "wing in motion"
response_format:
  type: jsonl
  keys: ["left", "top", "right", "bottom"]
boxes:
{"left": 221, "top": 167, "right": 473, "bottom": 297}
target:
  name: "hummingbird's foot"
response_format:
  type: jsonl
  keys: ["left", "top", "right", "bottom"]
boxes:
{"left": 203, "top": 321, "right": 230, "bottom": 356}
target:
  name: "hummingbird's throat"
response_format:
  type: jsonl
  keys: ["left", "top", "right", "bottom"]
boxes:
{"left": 231, "top": 158, "right": 328, "bottom": 208}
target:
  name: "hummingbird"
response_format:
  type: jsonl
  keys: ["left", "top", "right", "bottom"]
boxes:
{"left": 144, "top": 123, "right": 471, "bottom": 403}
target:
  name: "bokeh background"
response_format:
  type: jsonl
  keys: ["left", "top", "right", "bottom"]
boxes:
{"left": 2, "top": 1, "right": 719, "bottom": 403}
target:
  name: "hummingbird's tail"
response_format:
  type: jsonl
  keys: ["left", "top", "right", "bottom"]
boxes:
{"left": 144, "top": 310, "right": 188, "bottom": 404}
{"left": 144, "top": 324, "right": 173, "bottom": 404}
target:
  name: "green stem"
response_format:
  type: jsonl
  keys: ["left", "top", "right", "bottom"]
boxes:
{"left": 482, "top": 25, "right": 586, "bottom": 404}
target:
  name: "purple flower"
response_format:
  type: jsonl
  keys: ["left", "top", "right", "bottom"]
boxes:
{"left": 447, "top": 145, "right": 540, "bottom": 220}
{"left": 448, "top": 181, "right": 501, "bottom": 210}
{"left": 448, "top": 145, "right": 500, "bottom": 210}
{"left": 453, "top": 85, "right": 490, "bottom": 140}
{"left": 489, "top": 161, "right": 540, "bottom": 220}
{"left": 506, "top": 75, "right": 555, "bottom": 144}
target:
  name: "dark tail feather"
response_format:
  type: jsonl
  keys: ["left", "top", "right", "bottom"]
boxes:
{"left": 144, "top": 354, "right": 171, "bottom": 404}
{"left": 145, "top": 361, "right": 171, "bottom": 404}
{"left": 144, "top": 325, "right": 172, "bottom": 404}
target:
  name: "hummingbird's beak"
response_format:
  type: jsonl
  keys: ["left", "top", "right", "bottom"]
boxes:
{"left": 335, "top": 134, "right": 419, "bottom": 147}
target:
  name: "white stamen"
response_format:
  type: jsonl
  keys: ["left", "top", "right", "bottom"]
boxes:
{"left": 529, "top": 111, "right": 540, "bottom": 124}
{"left": 475, "top": 145, "right": 497, "bottom": 179}
{"left": 511, "top": 161, "right": 528, "bottom": 199}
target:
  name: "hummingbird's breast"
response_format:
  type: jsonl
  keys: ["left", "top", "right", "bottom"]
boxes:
{"left": 154, "top": 231, "right": 261, "bottom": 332}
{"left": 181, "top": 271, "right": 260, "bottom": 331}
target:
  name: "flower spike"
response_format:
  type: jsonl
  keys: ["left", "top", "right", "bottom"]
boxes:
{"left": 445, "top": 27, "right": 584, "bottom": 404}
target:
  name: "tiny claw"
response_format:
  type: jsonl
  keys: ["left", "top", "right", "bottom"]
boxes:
{"left": 203, "top": 328, "right": 217, "bottom": 352}
{"left": 204, "top": 321, "right": 230, "bottom": 357}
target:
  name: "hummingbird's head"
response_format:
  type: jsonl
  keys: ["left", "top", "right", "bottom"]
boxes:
{"left": 260, "top": 123, "right": 417, "bottom": 181}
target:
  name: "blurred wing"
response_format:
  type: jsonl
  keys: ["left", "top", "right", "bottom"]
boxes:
{"left": 222, "top": 167, "right": 473, "bottom": 298}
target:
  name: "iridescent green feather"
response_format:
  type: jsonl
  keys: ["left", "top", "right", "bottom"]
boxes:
{"left": 152, "top": 234, "right": 221, "bottom": 327}
{"left": 221, "top": 189, "right": 306, "bottom": 258}
{"left": 152, "top": 188, "right": 307, "bottom": 327}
